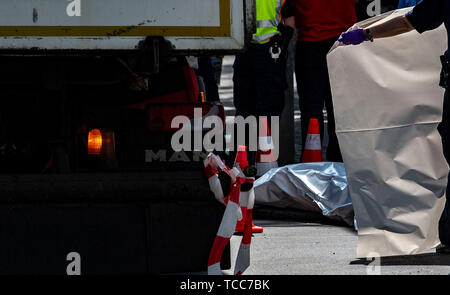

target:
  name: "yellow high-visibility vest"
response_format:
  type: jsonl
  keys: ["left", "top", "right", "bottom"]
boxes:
{"left": 252, "top": 0, "right": 285, "bottom": 44}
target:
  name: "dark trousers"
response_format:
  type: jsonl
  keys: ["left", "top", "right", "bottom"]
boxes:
{"left": 438, "top": 90, "right": 450, "bottom": 245}
{"left": 295, "top": 37, "right": 343, "bottom": 162}
{"left": 232, "top": 43, "right": 287, "bottom": 166}
{"left": 233, "top": 43, "right": 287, "bottom": 118}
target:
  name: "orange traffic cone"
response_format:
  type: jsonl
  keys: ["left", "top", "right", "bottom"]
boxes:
{"left": 234, "top": 145, "right": 249, "bottom": 171}
{"left": 234, "top": 146, "right": 263, "bottom": 234}
{"left": 235, "top": 190, "right": 263, "bottom": 234}
{"left": 301, "top": 118, "right": 322, "bottom": 163}
{"left": 256, "top": 117, "right": 278, "bottom": 178}
{"left": 235, "top": 207, "right": 263, "bottom": 233}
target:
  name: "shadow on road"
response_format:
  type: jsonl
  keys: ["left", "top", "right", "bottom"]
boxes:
{"left": 253, "top": 204, "right": 354, "bottom": 229}
{"left": 350, "top": 253, "right": 450, "bottom": 266}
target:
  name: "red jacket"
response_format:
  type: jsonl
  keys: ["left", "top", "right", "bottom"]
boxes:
{"left": 294, "top": 0, "right": 357, "bottom": 42}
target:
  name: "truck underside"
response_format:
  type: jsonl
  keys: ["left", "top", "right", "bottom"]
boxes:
{"left": 0, "top": 53, "right": 230, "bottom": 274}
{"left": 0, "top": 0, "right": 258, "bottom": 274}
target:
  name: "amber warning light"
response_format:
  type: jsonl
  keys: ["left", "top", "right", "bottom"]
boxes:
{"left": 88, "top": 129, "right": 115, "bottom": 159}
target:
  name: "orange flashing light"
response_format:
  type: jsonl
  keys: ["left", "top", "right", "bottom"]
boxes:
{"left": 88, "top": 129, "right": 103, "bottom": 155}
{"left": 200, "top": 91, "right": 206, "bottom": 103}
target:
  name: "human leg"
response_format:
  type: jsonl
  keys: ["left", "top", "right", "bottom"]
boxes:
{"left": 321, "top": 37, "right": 343, "bottom": 162}
{"left": 295, "top": 41, "right": 326, "bottom": 158}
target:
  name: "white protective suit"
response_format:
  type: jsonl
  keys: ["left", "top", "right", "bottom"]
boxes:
{"left": 327, "top": 8, "right": 449, "bottom": 258}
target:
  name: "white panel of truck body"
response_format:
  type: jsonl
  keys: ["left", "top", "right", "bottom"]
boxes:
{"left": 0, "top": 0, "right": 254, "bottom": 51}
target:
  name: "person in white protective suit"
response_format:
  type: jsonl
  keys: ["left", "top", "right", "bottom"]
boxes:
{"left": 338, "top": 0, "right": 450, "bottom": 254}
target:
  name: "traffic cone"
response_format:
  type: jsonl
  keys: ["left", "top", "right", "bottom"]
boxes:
{"left": 301, "top": 118, "right": 322, "bottom": 163}
{"left": 234, "top": 145, "right": 249, "bottom": 171}
{"left": 235, "top": 180, "right": 263, "bottom": 234}
{"left": 256, "top": 117, "right": 278, "bottom": 177}
{"left": 234, "top": 146, "right": 263, "bottom": 234}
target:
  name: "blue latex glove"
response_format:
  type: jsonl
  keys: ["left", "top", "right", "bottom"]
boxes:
{"left": 338, "top": 29, "right": 367, "bottom": 45}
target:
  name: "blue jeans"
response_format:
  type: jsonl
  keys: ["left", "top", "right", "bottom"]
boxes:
{"left": 438, "top": 90, "right": 450, "bottom": 245}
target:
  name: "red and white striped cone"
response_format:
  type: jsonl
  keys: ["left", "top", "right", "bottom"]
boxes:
{"left": 234, "top": 145, "right": 249, "bottom": 171}
{"left": 234, "top": 178, "right": 256, "bottom": 275}
{"left": 207, "top": 178, "right": 243, "bottom": 275}
{"left": 256, "top": 117, "right": 278, "bottom": 177}
{"left": 301, "top": 118, "right": 323, "bottom": 163}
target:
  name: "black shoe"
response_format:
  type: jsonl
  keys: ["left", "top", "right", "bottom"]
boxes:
{"left": 436, "top": 244, "right": 450, "bottom": 254}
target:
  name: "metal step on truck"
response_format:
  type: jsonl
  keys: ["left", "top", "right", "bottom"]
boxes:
{"left": 0, "top": 0, "right": 255, "bottom": 274}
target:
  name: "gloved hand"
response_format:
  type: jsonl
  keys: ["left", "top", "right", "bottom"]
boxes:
{"left": 338, "top": 29, "right": 367, "bottom": 45}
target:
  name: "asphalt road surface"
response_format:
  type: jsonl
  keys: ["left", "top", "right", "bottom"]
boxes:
{"left": 223, "top": 218, "right": 450, "bottom": 275}
{"left": 216, "top": 56, "right": 450, "bottom": 276}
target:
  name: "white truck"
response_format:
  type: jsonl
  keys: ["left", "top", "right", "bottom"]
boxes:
{"left": 0, "top": 0, "right": 255, "bottom": 51}
{"left": 0, "top": 0, "right": 255, "bottom": 274}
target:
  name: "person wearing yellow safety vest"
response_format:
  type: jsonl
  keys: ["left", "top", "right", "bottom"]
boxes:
{"left": 232, "top": 0, "right": 295, "bottom": 169}
{"left": 234, "top": 0, "right": 295, "bottom": 118}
